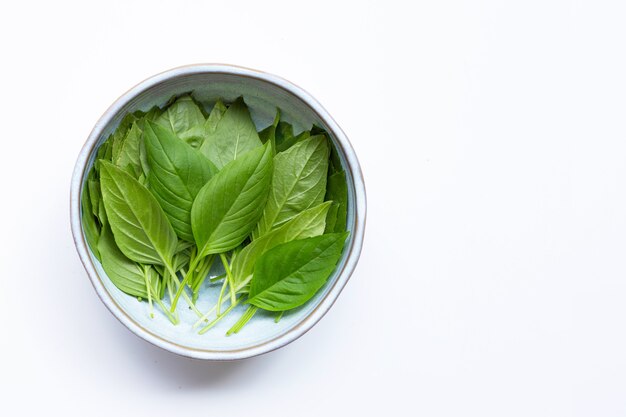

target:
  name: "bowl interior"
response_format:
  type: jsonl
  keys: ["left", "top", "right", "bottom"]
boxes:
{"left": 79, "top": 70, "right": 358, "bottom": 355}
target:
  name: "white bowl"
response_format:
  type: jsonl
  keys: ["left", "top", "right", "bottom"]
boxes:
{"left": 70, "top": 64, "right": 366, "bottom": 360}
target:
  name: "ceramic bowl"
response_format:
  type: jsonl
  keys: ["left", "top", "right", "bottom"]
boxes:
{"left": 70, "top": 64, "right": 366, "bottom": 360}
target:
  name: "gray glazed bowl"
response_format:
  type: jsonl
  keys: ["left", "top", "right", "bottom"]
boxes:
{"left": 70, "top": 64, "right": 366, "bottom": 360}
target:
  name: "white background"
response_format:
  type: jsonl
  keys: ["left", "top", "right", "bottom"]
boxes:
{"left": 1, "top": 1, "right": 625, "bottom": 416}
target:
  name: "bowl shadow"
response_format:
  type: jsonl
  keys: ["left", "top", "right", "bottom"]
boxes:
{"left": 112, "top": 316, "right": 272, "bottom": 389}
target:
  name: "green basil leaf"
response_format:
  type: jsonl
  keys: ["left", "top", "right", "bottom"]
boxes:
{"left": 259, "top": 108, "right": 280, "bottom": 146}
{"left": 121, "top": 111, "right": 141, "bottom": 131}
{"left": 156, "top": 95, "right": 206, "bottom": 139}
{"left": 175, "top": 99, "right": 228, "bottom": 149}
{"left": 97, "top": 197, "right": 108, "bottom": 228}
{"left": 113, "top": 122, "right": 142, "bottom": 178}
{"left": 97, "top": 225, "right": 149, "bottom": 298}
{"left": 111, "top": 113, "right": 140, "bottom": 162}
{"left": 147, "top": 265, "right": 164, "bottom": 300}
{"left": 139, "top": 130, "right": 150, "bottom": 178}
{"left": 99, "top": 160, "right": 177, "bottom": 266}
{"left": 87, "top": 178, "right": 101, "bottom": 219}
{"left": 274, "top": 121, "right": 294, "bottom": 150}
{"left": 96, "top": 138, "right": 113, "bottom": 169}
{"left": 310, "top": 124, "right": 327, "bottom": 136}
{"left": 199, "top": 97, "right": 262, "bottom": 169}
{"left": 127, "top": 109, "right": 161, "bottom": 179}
{"left": 231, "top": 201, "right": 331, "bottom": 286}
{"left": 254, "top": 135, "right": 329, "bottom": 238}
{"left": 135, "top": 105, "right": 163, "bottom": 133}
{"left": 131, "top": 109, "right": 146, "bottom": 119}
{"left": 179, "top": 125, "right": 207, "bottom": 148}
{"left": 247, "top": 232, "right": 349, "bottom": 311}
{"left": 328, "top": 140, "right": 343, "bottom": 175}
{"left": 275, "top": 122, "right": 311, "bottom": 153}
{"left": 191, "top": 142, "right": 273, "bottom": 257}
{"left": 81, "top": 182, "right": 101, "bottom": 260}
{"left": 205, "top": 99, "right": 227, "bottom": 133}
{"left": 111, "top": 131, "right": 124, "bottom": 163}
{"left": 173, "top": 247, "right": 191, "bottom": 270}
{"left": 325, "top": 203, "right": 340, "bottom": 233}
{"left": 325, "top": 170, "right": 348, "bottom": 233}
{"left": 143, "top": 105, "right": 163, "bottom": 122}
{"left": 277, "top": 131, "right": 311, "bottom": 153}
{"left": 144, "top": 121, "right": 217, "bottom": 242}
{"left": 175, "top": 239, "right": 194, "bottom": 254}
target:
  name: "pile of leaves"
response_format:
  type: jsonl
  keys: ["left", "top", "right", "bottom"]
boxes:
{"left": 81, "top": 94, "right": 349, "bottom": 335}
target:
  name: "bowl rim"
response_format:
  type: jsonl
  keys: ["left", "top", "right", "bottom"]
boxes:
{"left": 70, "top": 64, "right": 366, "bottom": 360}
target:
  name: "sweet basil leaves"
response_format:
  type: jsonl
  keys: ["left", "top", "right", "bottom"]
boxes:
{"left": 81, "top": 95, "right": 350, "bottom": 335}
